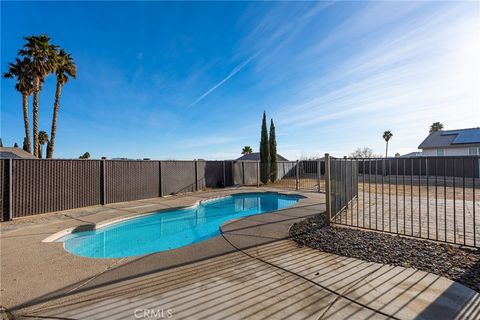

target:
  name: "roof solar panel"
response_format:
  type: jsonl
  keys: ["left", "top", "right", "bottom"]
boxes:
{"left": 452, "top": 129, "right": 480, "bottom": 144}
{"left": 441, "top": 131, "right": 459, "bottom": 136}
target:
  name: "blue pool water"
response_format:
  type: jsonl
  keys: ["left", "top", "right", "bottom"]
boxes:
{"left": 60, "top": 192, "right": 301, "bottom": 258}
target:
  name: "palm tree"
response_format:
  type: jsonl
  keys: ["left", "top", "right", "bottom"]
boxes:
{"left": 430, "top": 122, "right": 444, "bottom": 133}
{"left": 3, "top": 57, "right": 34, "bottom": 153}
{"left": 38, "top": 130, "right": 48, "bottom": 158}
{"left": 22, "top": 137, "right": 29, "bottom": 152}
{"left": 19, "top": 35, "right": 58, "bottom": 157}
{"left": 47, "top": 49, "right": 76, "bottom": 158}
{"left": 79, "top": 152, "right": 90, "bottom": 159}
{"left": 241, "top": 146, "right": 253, "bottom": 155}
{"left": 382, "top": 131, "right": 393, "bottom": 158}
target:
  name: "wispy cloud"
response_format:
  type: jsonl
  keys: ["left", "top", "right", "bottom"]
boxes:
{"left": 258, "top": 2, "right": 480, "bottom": 156}
{"left": 4, "top": 1, "right": 477, "bottom": 160}
{"left": 239, "top": 2, "right": 332, "bottom": 59}
{"left": 188, "top": 52, "right": 260, "bottom": 108}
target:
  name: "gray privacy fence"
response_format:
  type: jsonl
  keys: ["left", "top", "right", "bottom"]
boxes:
{"left": 0, "top": 158, "right": 325, "bottom": 220}
{"left": 0, "top": 159, "right": 235, "bottom": 220}
{"left": 359, "top": 157, "right": 480, "bottom": 178}
{"left": 326, "top": 155, "right": 480, "bottom": 248}
{"left": 325, "top": 156, "right": 359, "bottom": 219}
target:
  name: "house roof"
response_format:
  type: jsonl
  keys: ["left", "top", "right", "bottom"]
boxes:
{"left": 400, "top": 152, "right": 423, "bottom": 158}
{"left": 0, "top": 147, "right": 37, "bottom": 159}
{"left": 236, "top": 152, "right": 289, "bottom": 161}
{"left": 418, "top": 128, "right": 480, "bottom": 149}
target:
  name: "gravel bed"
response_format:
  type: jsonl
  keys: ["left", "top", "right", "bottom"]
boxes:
{"left": 290, "top": 213, "right": 480, "bottom": 292}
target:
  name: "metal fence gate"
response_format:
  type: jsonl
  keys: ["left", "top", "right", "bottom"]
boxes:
{"left": 234, "top": 160, "right": 325, "bottom": 192}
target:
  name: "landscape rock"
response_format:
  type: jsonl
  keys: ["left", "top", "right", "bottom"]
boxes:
{"left": 290, "top": 213, "right": 480, "bottom": 292}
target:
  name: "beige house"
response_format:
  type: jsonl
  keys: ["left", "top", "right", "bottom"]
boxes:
{"left": 418, "top": 128, "right": 480, "bottom": 156}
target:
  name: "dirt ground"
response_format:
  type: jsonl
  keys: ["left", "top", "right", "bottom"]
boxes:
{"left": 261, "top": 176, "right": 479, "bottom": 247}
{"left": 333, "top": 190, "right": 480, "bottom": 247}
{"left": 358, "top": 181, "right": 479, "bottom": 202}
{"left": 260, "top": 176, "right": 479, "bottom": 203}
{"left": 263, "top": 178, "right": 325, "bottom": 191}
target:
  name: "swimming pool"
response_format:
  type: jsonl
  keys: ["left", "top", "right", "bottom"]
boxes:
{"left": 60, "top": 192, "right": 301, "bottom": 258}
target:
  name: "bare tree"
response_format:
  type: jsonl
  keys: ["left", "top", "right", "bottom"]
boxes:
{"left": 349, "top": 147, "right": 382, "bottom": 158}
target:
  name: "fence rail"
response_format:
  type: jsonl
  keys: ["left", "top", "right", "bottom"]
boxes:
{"left": 0, "top": 158, "right": 325, "bottom": 220}
{"left": 326, "top": 155, "right": 480, "bottom": 248}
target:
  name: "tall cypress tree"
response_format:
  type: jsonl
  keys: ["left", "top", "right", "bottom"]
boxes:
{"left": 259, "top": 111, "right": 270, "bottom": 183}
{"left": 269, "top": 119, "right": 277, "bottom": 182}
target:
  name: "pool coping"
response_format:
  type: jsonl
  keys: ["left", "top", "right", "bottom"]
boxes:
{"left": 42, "top": 191, "right": 307, "bottom": 243}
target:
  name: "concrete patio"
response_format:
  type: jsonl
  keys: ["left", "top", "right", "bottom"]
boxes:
{"left": 1, "top": 187, "right": 478, "bottom": 319}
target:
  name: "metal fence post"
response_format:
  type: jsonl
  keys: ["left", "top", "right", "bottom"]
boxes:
{"left": 195, "top": 160, "right": 199, "bottom": 191}
{"left": 325, "top": 154, "right": 331, "bottom": 224}
{"left": 101, "top": 159, "right": 106, "bottom": 205}
{"left": 7, "top": 159, "right": 13, "bottom": 221}
{"left": 159, "top": 161, "right": 163, "bottom": 197}
{"left": 317, "top": 159, "right": 321, "bottom": 192}
{"left": 295, "top": 160, "right": 299, "bottom": 190}
{"left": 257, "top": 161, "right": 260, "bottom": 187}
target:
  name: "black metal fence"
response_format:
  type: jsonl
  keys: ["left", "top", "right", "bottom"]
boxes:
{"left": 233, "top": 160, "right": 325, "bottom": 192}
{"left": 326, "top": 155, "right": 480, "bottom": 248}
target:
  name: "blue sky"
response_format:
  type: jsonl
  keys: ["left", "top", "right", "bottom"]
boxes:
{"left": 1, "top": 1, "right": 479, "bottom": 160}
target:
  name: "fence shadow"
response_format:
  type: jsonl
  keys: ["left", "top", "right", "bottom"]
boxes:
{"left": 414, "top": 281, "right": 480, "bottom": 320}
{"left": 18, "top": 238, "right": 480, "bottom": 320}
{"left": 15, "top": 201, "right": 480, "bottom": 320}
{"left": 10, "top": 203, "right": 322, "bottom": 314}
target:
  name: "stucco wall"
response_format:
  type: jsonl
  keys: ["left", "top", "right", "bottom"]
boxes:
{"left": 422, "top": 146, "right": 478, "bottom": 156}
